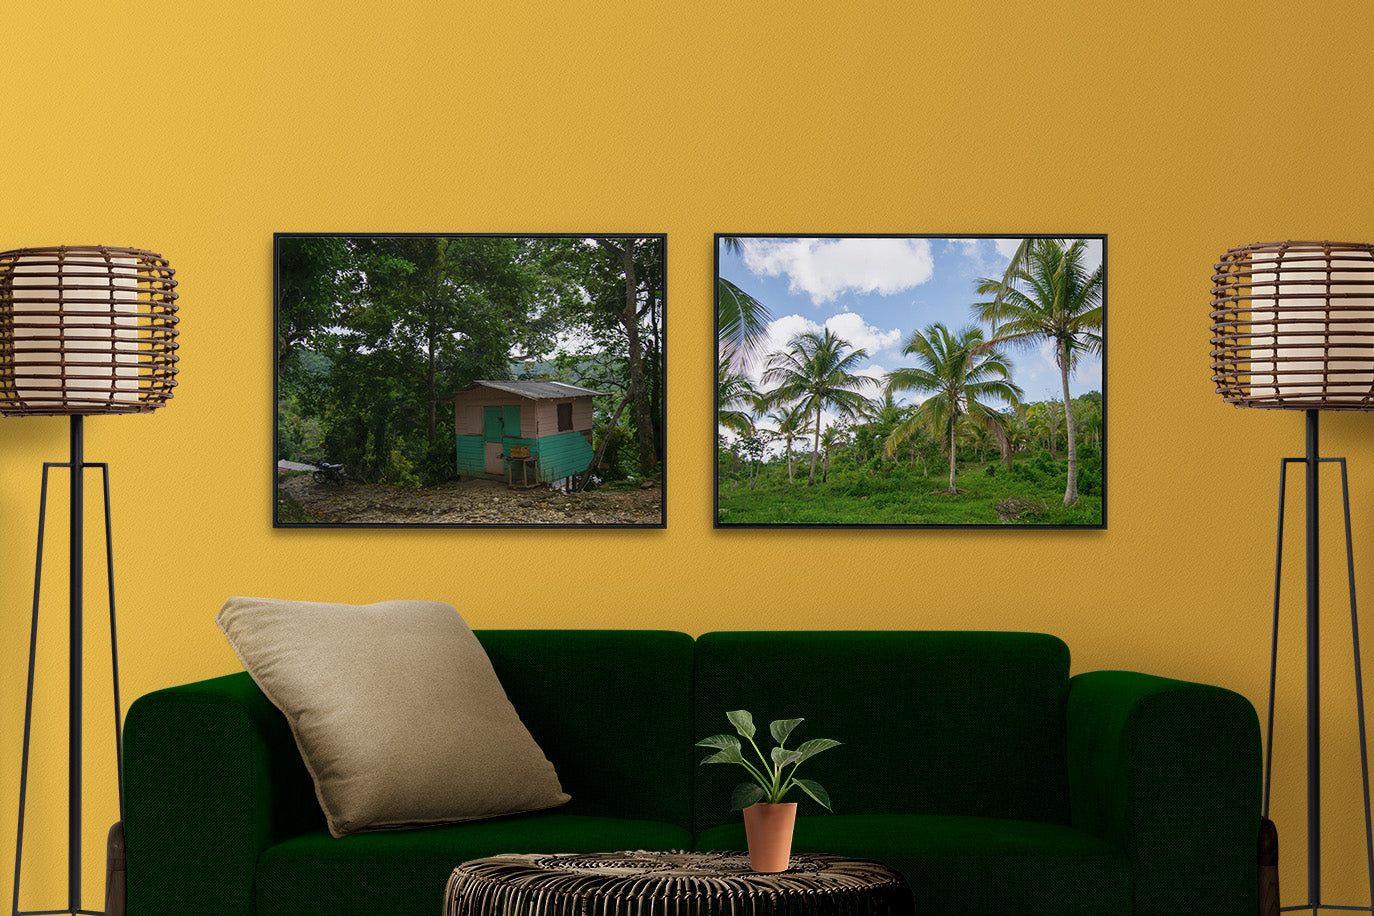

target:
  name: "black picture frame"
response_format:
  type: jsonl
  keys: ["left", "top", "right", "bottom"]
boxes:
{"left": 715, "top": 233, "right": 1105, "bottom": 529}
{"left": 274, "top": 233, "right": 666, "bottom": 528}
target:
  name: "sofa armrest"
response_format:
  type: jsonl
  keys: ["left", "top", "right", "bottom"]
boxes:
{"left": 1067, "top": 670, "right": 1261, "bottom": 916}
{"left": 123, "top": 672, "right": 321, "bottom": 916}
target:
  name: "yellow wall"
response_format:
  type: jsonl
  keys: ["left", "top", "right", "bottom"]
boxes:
{"left": 3, "top": 0, "right": 1373, "bottom": 908}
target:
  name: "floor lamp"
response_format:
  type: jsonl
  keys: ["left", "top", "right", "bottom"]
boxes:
{"left": 1211, "top": 240, "right": 1374, "bottom": 914}
{"left": 0, "top": 246, "right": 179, "bottom": 916}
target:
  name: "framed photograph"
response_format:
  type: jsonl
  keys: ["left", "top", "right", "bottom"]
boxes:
{"left": 275, "top": 233, "right": 665, "bottom": 528}
{"left": 715, "top": 234, "right": 1104, "bottom": 528}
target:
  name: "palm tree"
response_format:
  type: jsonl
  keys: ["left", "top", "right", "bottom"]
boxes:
{"left": 884, "top": 323, "right": 1022, "bottom": 493}
{"left": 1003, "top": 410, "right": 1031, "bottom": 464}
{"left": 762, "top": 329, "right": 877, "bottom": 485}
{"left": 717, "top": 357, "right": 766, "bottom": 438}
{"left": 717, "top": 237, "right": 771, "bottom": 373}
{"left": 818, "top": 423, "right": 848, "bottom": 483}
{"left": 717, "top": 359, "right": 772, "bottom": 488}
{"left": 1026, "top": 400, "right": 1065, "bottom": 458}
{"left": 1072, "top": 395, "right": 1103, "bottom": 451}
{"left": 766, "top": 401, "right": 809, "bottom": 483}
{"left": 974, "top": 238, "right": 1102, "bottom": 506}
{"left": 958, "top": 418, "right": 995, "bottom": 465}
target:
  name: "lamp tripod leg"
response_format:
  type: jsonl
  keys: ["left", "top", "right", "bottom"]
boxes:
{"left": 12, "top": 414, "right": 123, "bottom": 916}
{"left": 1263, "top": 411, "right": 1374, "bottom": 912}
{"left": 70, "top": 416, "right": 83, "bottom": 913}
{"left": 1336, "top": 458, "right": 1374, "bottom": 907}
{"left": 13, "top": 464, "right": 54, "bottom": 916}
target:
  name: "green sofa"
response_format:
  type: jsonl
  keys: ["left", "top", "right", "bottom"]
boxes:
{"left": 122, "top": 630, "right": 1261, "bottom": 916}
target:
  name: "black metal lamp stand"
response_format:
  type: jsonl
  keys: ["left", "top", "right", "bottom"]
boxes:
{"left": 0, "top": 246, "right": 177, "bottom": 916}
{"left": 12, "top": 416, "right": 124, "bottom": 916}
{"left": 1265, "top": 409, "right": 1374, "bottom": 913}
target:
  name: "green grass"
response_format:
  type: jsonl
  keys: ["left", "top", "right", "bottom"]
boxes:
{"left": 717, "top": 453, "right": 1103, "bottom": 526}
{"left": 275, "top": 489, "right": 315, "bottom": 523}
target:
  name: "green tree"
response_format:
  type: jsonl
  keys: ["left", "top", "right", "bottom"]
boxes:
{"left": 1072, "top": 392, "right": 1103, "bottom": 450}
{"left": 1026, "top": 400, "right": 1064, "bottom": 458}
{"left": 958, "top": 417, "right": 995, "bottom": 464}
{"left": 974, "top": 238, "right": 1102, "bottom": 505}
{"left": 276, "top": 236, "right": 352, "bottom": 378}
{"left": 766, "top": 400, "right": 810, "bottom": 484}
{"left": 884, "top": 323, "right": 1022, "bottom": 493}
{"left": 762, "top": 329, "right": 877, "bottom": 486}
{"left": 717, "top": 237, "right": 772, "bottom": 373}
{"left": 718, "top": 360, "right": 769, "bottom": 439}
{"left": 818, "top": 423, "right": 849, "bottom": 483}
{"left": 279, "top": 236, "right": 556, "bottom": 484}
{"left": 589, "top": 238, "right": 665, "bottom": 476}
{"left": 717, "top": 363, "right": 773, "bottom": 489}
{"left": 1002, "top": 409, "right": 1031, "bottom": 465}
{"left": 369, "top": 236, "right": 542, "bottom": 447}
{"left": 515, "top": 237, "right": 666, "bottom": 479}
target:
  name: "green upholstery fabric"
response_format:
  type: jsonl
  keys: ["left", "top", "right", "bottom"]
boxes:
{"left": 476, "top": 630, "right": 695, "bottom": 826}
{"left": 695, "top": 813, "right": 1131, "bottom": 915}
{"left": 122, "top": 630, "right": 1261, "bottom": 916}
{"left": 692, "top": 631, "right": 1072, "bottom": 832}
{"left": 1068, "top": 670, "right": 1262, "bottom": 916}
{"left": 123, "top": 672, "right": 323, "bottom": 916}
{"left": 257, "top": 816, "right": 692, "bottom": 916}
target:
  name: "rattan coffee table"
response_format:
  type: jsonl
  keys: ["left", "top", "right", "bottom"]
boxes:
{"left": 444, "top": 850, "right": 913, "bottom": 916}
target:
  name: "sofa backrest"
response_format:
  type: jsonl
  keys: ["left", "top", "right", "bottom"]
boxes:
{"left": 691, "top": 631, "right": 1072, "bottom": 833}
{"left": 476, "top": 629, "right": 696, "bottom": 829}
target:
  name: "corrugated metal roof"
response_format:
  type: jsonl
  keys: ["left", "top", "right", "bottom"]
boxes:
{"left": 447, "top": 379, "right": 610, "bottom": 400}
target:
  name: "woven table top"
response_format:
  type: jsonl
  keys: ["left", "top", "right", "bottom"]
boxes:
{"left": 444, "top": 850, "right": 913, "bottom": 916}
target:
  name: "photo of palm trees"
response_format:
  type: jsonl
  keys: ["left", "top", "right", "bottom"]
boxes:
{"left": 716, "top": 235, "right": 1104, "bottom": 527}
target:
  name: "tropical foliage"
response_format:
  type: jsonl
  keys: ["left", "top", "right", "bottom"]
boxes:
{"left": 973, "top": 238, "right": 1103, "bottom": 505}
{"left": 277, "top": 235, "right": 665, "bottom": 489}
{"left": 715, "top": 237, "right": 1103, "bottom": 526}
{"left": 761, "top": 328, "right": 877, "bottom": 486}
{"left": 716, "top": 237, "right": 771, "bottom": 373}
{"left": 697, "top": 710, "right": 841, "bottom": 811}
{"left": 883, "top": 323, "right": 1022, "bottom": 493}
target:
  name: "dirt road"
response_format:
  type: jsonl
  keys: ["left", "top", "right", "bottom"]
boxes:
{"left": 277, "top": 474, "right": 662, "bottom": 525}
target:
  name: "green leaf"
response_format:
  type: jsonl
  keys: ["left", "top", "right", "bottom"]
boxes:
{"left": 729, "top": 782, "right": 766, "bottom": 811}
{"left": 770, "top": 718, "right": 804, "bottom": 746}
{"left": 793, "top": 778, "right": 833, "bottom": 811}
{"left": 792, "top": 738, "right": 841, "bottom": 765}
{"left": 771, "top": 746, "right": 802, "bottom": 768}
{"left": 700, "top": 745, "right": 746, "bottom": 766}
{"left": 696, "top": 733, "right": 742, "bottom": 752}
{"left": 727, "top": 709, "right": 756, "bottom": 739}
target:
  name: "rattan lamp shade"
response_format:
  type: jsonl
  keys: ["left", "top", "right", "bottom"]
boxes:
{"left": 1211, "top": 240, "right": 1374, "bottom": 410}
{"left": 0, "top": 245, "right": 179, "bottom": 416}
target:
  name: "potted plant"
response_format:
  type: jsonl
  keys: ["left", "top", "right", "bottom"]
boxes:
{"left": 696, "top": 710, "right": 841, "bottom": 873}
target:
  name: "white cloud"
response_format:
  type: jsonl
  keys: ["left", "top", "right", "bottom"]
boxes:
{"left": 756, "top": 314, "right": 820, "bottom": 374}
{"left": 855, "top": 364, "right": 890, "bottom": 392}
{"left": 994, "top": 238, "right": 1022, "bottom": 260}
{"left": 823, "top": 311, "right": 902, "bottom": 356}
{"left": 740, "top": 237, "right": 935, "bottom": 305}
{"left": 748, "top": 312, "right": 901, "bottom": 384}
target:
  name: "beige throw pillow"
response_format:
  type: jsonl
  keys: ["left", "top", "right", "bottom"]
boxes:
{"left": 216, "top": 597, "right": 569, "bottom": 837}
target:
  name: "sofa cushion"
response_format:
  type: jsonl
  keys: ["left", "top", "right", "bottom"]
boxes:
{"left": 476, "top": 630, "right": 696, "bottom": 828}
{"left": 692, "top": 631, "right": 1072, "bottom": 832}
{"left": 256, "top": 815, "right": 693, "bottom": 916}
{"left": 216, "top": 597, "right": 569, "bottom": 837}
{"left": 695, "top": 813, "right": 1131, "bottom": 916}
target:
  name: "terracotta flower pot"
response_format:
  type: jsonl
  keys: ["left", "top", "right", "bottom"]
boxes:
{"left": 742, "top": 801, "right": 797, "bottom": 873}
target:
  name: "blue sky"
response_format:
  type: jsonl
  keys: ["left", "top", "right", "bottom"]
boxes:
{"left": 718, "top": 236, "right": 1104, "bottom": 416}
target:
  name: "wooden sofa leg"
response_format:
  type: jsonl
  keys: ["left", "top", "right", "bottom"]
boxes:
{"left": 1259, "top": 817, "right": 1278, "bottom": 916}
{"left": 105, "top": 821, "right": 126, "bottom": 916}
